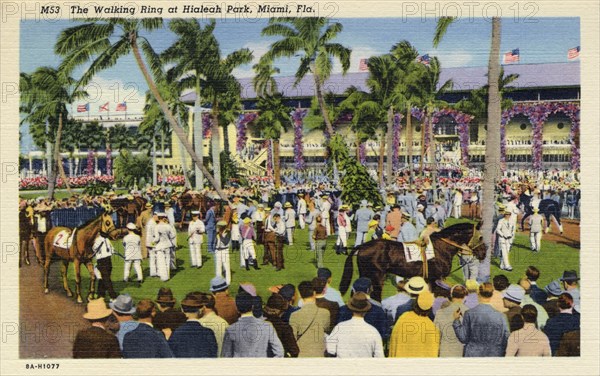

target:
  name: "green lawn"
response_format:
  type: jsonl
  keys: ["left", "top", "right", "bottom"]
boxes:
{"left": 58, "top": 218, "right": 578, "bottom": 305}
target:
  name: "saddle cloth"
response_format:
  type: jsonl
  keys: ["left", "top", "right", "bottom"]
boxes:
{"left": 53, "top": 229, "right": 76, "bottom": 249}
{"left": 403, "top": 242, "right": 435, "bottom": 263}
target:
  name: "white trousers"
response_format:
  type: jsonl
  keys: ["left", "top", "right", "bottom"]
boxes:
{"left": 322, "top": 217, "right": 331, "bottom": 236}
{"left": 124, "top": 260, "right": 143, "bottom": 281}
{"left": 170, "top": 247, "right": 176, "bottom": 270}
{"left": 189, "top": 242, "right": 202, "bottom": 267}
{"left": 241, "top": 239, "right": 257, "bottom": 264}
{"left": 355, "top": 231, "right": 367, "bottom": 247}
{"left": 149, "top": 248, "right": 157, "bottom": 276}
{"left": 215, "top": 248, "right": 231, "bottom": 285}
{"left": 336, "top": 228, "right": 348, "bottom": 247}
{"left": 155, "top": 248, "right": 170, "bottom": 281}
{"left": 453, "top": 204, "right": 462, "bottom": 219}
{"left": 298, "top": 214, "right": 306, "bottom": 229}
{"left": 286, "top": 227, "right": 294, "bottom": 245}
{"left": 498, "top": 237, "right": 512, "bottom": 269}
{"left": 530, "top": 231, "right": 541, "bottom": 251}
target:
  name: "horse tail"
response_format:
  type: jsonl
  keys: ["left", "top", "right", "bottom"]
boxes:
{"left": 339, "top": 247, "right": 358, "bottom": 296}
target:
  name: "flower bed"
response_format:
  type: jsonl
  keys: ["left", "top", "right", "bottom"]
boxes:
{"left": 158, "top": 175, "right": 185, "bottom": 186}
{"left": 19, "top": 175, "right": 115, "bottom": 190}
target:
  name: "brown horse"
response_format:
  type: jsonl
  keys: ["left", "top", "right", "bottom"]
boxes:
{"left": 178, "top": 191, "right": 207, "bottom": 228}
{"left": 43, "top": 211, "right": 120, "bottom": 303}
{"left": 339, "top": 222, "right": 487, "bottom": 302}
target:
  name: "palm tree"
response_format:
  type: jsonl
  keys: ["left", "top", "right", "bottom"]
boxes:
{"left": 254, "top": 94, "right": 291, "bottom": 187}
{"left": 161, "top": 19, "right": 218, "bottom": 189}
{"left": 55, "top": 18, "right": 229, "bottom": 200}
{"left": 261, "top": 17, "right": 351, "bottom": 137}
{"left": 61, "top": 118, "right": 83, "bottom": 176}
{"left": 200, "top": 45, "right": 253, "bottom": 189}
{"left": 19, "top": 67, "right": 87, "bottom": 198}
{"left": 107, "top": 124, "right": 132, "bottom": 151}
{"left": 412, "top": 56, "right": 453, "bottom": 198}
{"left": 434, "top": 16, "right": 503, "bottom": 282}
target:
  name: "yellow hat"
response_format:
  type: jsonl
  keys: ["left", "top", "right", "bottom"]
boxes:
{"left": 417, "top": 291, "right": 434, "bottom": 310}
{"left": 368, "top": 220, "right": 379, "bottom": 228}
{"left": 83, "top": 298, "right": 113, "bottom": 320}
{"left": 243, "top": 217, "right": 252, "bottom": 224}
{"left": 465, "top": 279, "right": 479, "bottom": 292}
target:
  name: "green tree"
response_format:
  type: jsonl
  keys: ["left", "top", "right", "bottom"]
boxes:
{"left": 55, "top": 18, "right": 228, "bottom": 200}
{"left": 161, "top": 19, "right": 218, "bottom": 189}
{"left": 113, "top": 149, "right": 153, "bottom": 188}
{"left": 107, "top": 124, "right": 132, "bottom": 151}
{"left": 339, "top": 151, "right": 383, "bottom": 210}
{"left": 261, "top": 17, "right": 351, "bottom": 137}
{"left": 434, "top": 16, "right": 503, "bottom": 282}
{"left": 80, "top": 121, "right": 106, "bottom": 175}
{"left": 19, "top": 67, "right": 87, "bottom": 197}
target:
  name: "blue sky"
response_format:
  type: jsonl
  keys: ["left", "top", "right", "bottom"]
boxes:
{"left": 20, "top": 17, "right": 580, "bottom": 151}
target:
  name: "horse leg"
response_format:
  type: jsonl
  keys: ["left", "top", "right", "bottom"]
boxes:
{"left": 43, "top": 248, "right": 52, "bottom": 294}
{"left": 86, "top": 262, "right": 96, "bottom": 301}
{"left": 179, "top": 208, "right": 186, "bottom": 229}
{"left": 32, "top": 236, "right": 43, "bottom": 265}
{"left": 73, "top": 258, "right": 83, "bottom": 303}
{"left": 60, "top": 259, "right": 73, "bottom": 298}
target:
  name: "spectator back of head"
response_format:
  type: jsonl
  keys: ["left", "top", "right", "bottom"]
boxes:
{"left": 479, "top": 282, "right": 495, "bottom": 298}
{"left": 521, "top": 304, "right": 538, "bottom": 324}
{"left": 298, "top": 281, "right": 315, "bottom": 299}
{"left": 312, "top": 277, "right": 327, "bottom": 295}
{"left": 526, "top": 266, "right": 540, "bottom": 282}
{"left": 136, "top": 299, "right": 155, "bottom": 319}
{"left": 235, "top": 291, "right": 254, "bottom": 314}
{"left": 493, "top": 275, "right": 510, "bottom": 292}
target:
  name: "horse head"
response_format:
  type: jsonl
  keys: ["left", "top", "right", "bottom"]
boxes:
{"left": 469, "top": 222, "right": 487, "bottom": 261}
{"left": 99, "top": 211, "right": 118, "bottom": 239}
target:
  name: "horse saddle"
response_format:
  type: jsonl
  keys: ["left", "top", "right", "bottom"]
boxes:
{"left": 53, "top": 229, "right": 76, "bottom": 249}
{"left": 403, "top": 242, "right": 435, "bottom": 263}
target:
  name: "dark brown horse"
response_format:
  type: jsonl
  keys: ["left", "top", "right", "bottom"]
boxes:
{"left": 178, "top": 191, "right": 207, "bottom": 228}
{"left": 339, "top": 222, "right": 487, "bottom": 302}
{"left": 43, "top": 211, "right": 122, "bottom": 303}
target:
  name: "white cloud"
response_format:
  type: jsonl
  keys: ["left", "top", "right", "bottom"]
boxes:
{"left": 427, "top": 49, "right": 474, "bottom": 68}
{"left": 74, "top": 77, "right": 146, "bottom": 118}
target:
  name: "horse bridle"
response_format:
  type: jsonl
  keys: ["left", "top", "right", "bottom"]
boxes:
{"left": 438, "top": 224, "right": 484, "bottom": 257}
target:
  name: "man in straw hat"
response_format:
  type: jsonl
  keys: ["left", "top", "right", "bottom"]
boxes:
{"left": 283, "top": 201, "right": 296, "bottom": 245}
{"left": 325, "top": 292, "right": 384, "bottom": 358}
{"left": 187, "top": 211, "right": 205, "bottom": 268}
{"left": 73, "top": 298, "right": 121, "bottom": 358}
{"left": 240, "top": 217, "right": 260, "bottom": 270}
{"left": 389, "top": 290, "right": 440, "bottom": 357}
{"left": 167, "top": 293, "right": 218, "bottom": 358}
{"left": 529, "top": 207, "right": 545, "bottom": 252}
{"left": 122, "top": 299, "right": 174, "bottom": 358}
{"left": 496, "top": 209, "right": 515, "bottom": 271}
{"left": 396, "top": 211, "right": 418, "bottom": 243}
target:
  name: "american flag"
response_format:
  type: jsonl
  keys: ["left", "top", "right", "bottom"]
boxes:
{"left": 76, "top": 103, "right": 89, "bottom": 112}
{"left": 99, "top": 102, "right": 109, "bottom": 112}
{"left": 417, "top": 54, "right": 430, "bottom": 66}
{"left": 503, "top": 49, "right": 520, "bottom": 64}
{"left": 567, "top": 46, "right": 580, "bottom": 60}
{"left": 116, "top": 102, "right": 127, "bottom": 111}
{"left": 359, "top": 58, "right": 369, "bottom": 71}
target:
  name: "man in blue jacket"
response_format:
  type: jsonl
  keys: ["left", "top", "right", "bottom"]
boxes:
{"left": 205, "top": 202, "right": 219, "bottom": 254}
{"left": 168, "top": 294, "right": 218, "bottom": 358}
{"left": 543, "top": 292, "right": 580, "bottom": 355}
{"left": 122, "top": 299, "right": 173, "bottom": 358}
{"left": 337, "top": 278, "right": 388, "bottom": 340}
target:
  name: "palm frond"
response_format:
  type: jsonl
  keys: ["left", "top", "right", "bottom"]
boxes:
{"left": 433, "top": 17, "right": 456, "bottom": 48}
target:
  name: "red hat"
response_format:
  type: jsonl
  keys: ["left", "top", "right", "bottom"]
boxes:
{"left": 385, "top": 225, "right": 394, "bottom": 232}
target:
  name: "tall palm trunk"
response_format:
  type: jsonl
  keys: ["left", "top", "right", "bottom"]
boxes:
{"left": 478, "top": 17, "right": 502, "bottom": 283}
{"left": 428, "top": 112, "right": 438, "bottom": 201}
{"left": 385, "top": 106, "right": 394, "bottom": 187}
{"left": 273, "top": 139, "right": 281, "bottom": 188}
{"left": 419, "top": 119, "right": 426, "bottom": 177}
{"left": 177, "top": 138, "right": 191, "bottom": 188}
{"left": 53, "top": 113, "right": 72, "bottom": 196}
{"left": 193, "top": 78, "right": 204, "bottom": 189}
{"left": 378, "top": 130, "right": 386, "bottom": 187}
{"left": 130, "top": 32, "right": 229, "bottom": 202}
{"left": 406, "top": 103, "right": 413, "bottom": 184}
{"left": 211, "top": 99, "right": 222, "bottom": 190}
{"left": 46, "top": 120, "right": 56, "bottom": 199}
{"left": 161, "top": 129, "right": 166, "bottom": 186}
{"left": 312, "top": 70, "right": 335, "bottom": 136}
{"left": 152, "top": 136, "right": 157, "bottom": 186}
